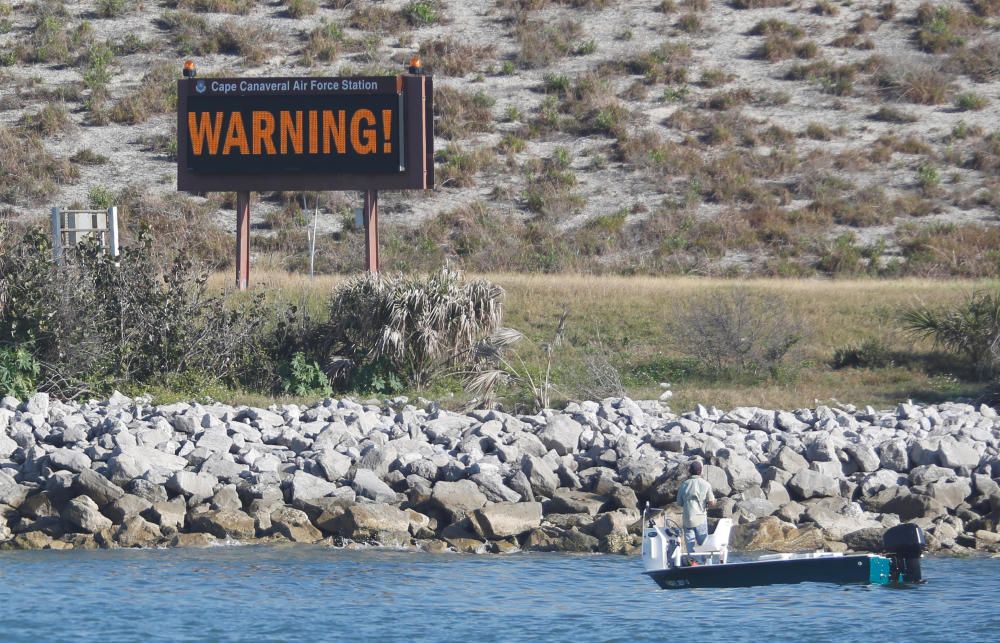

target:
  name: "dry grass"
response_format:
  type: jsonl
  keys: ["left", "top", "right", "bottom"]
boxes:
{"left": 208, "top": 272, "right": 996, "bottom": 409}
{"left": 0, "top": 125, "right": 78, "bottom": 205}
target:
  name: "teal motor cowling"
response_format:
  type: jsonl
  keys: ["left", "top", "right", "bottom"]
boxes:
{"left": 883, "top": 523, "right": 926, "bottom": 583}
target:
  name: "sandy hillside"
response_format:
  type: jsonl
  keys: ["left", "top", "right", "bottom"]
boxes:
{"left": 1, "top": 0, "right": 999, "bottom": 275}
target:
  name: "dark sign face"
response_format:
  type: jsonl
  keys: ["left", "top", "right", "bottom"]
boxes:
{"left": 183, "top": 77, "right": 403, "bottom": 175}
{"left": 177, "top": 75, "right": 433, "bottom": 192}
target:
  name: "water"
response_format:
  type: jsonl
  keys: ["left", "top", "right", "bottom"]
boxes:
{"left": 0, "top": 546, "right": 995, "bottom": 642}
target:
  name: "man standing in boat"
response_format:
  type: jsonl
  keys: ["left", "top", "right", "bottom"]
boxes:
{"left": 677, "top": 460, "right": 716, "bottom": 565}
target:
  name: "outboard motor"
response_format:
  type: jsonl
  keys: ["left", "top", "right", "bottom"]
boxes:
{"left": 883, "top": 523, "right": 926, "bottom": 583}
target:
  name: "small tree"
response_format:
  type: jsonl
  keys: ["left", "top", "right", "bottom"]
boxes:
{"left": 324, "top": 266, "right": 504, "bottom": 389}
{"left": 901, "top": 289, "right": 1000, "bottom": 379}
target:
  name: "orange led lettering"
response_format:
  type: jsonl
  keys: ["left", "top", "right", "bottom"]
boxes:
{"left": 280, "top": 111, "right": 304, "bottom": 155}
{"left": 382, "top": 109, "right": 392, "bottom": 154}
{"left": 252, "top": 111, "right": 277, "bottom": 155}
{"left": 322, "top": 110, "right": 347, "bottom": 154}
{"left": 351, "top": 109, "right": 377, "bottom": 155}
{"left": 188, "top": 112, "right": 223, "bottom": 156}
{"left": 222, "top": 112, "right": 250, "bottom": 156}
{"left": 308, "top": 111, "right": 319, "bottom": 154}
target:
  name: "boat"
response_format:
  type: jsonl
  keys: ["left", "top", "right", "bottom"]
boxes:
{"left": 641, "top": 506, "right": 926, "bottom": 590}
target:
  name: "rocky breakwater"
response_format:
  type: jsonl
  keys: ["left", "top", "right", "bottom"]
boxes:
{"left": 0, "top": 392, "right": 999, "bottom": 555}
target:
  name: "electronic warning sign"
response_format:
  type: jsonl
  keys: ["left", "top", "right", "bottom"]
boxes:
{"left": 177, "top": 75, "right": 433, "bottom": 192}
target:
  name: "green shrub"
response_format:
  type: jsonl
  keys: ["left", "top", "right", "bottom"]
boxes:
{"left": 901, "top": 289, "right": 1000, "bottom": 378}
{"left": 97, "top": 0, "right": 128, "bottom": 17}
{"left": 279, "top": 352, "right": 332, "bottom": 396}
{"left": 0, "top": 230, "right": 269, "bottom": 396}
{"left": 285, "top": 0, "right": 317, "bottom": 18}
{"left": 322, "top": 267, "right": 505, "bottom": 389}
{"left": 832, "top": 338, "right": 894, "bottom": 369}
{"left": 0, "top": 346, "right": 39, "bottom": 399}
{"left": 955, "top": 92, "right": 988, "bottom": 111}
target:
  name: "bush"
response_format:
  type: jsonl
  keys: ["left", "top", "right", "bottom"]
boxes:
{"left": 832, "top": 338, "right": 894, "bottom": 369}
{"left": 901, "top": 289, "right": 1000, "bottom": 378}
{"left": 278, "top": 352, "right": 331, "bottom": 396}
{"left": 0, "top": 346, "right": 38, "bottom": 399}
{"left": 322, "top": 267, "right": 504, "bottom": 389}
{"left": 671, "top": 288, "right": 804, "bottom": 376}
{"left": 0, "top": 231, "right": 268, "bottom": 396}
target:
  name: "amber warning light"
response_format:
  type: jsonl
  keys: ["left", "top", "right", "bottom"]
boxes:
{"left": 182, "top": 60, "right": 197, "bottom": 78}
{"left": 408, "top": 56, "right": 423, "bottom": 74}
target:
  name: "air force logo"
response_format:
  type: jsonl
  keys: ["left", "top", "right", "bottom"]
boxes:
{"left": 195, "top": 79, "right": 207, "bottom": 94}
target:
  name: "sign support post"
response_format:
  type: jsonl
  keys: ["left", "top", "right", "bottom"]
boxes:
{"left": 236, "top": 191, "right": 251, "bottom": 290}
{"left": 364, "top": 189, "right": 379, "bottom": 274}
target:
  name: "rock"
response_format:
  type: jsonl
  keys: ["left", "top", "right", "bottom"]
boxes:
{"left": 269, "top": 506, "right": 323, "bottom": 543}
{"left": 469, "top": 502, "right": 542, "bottom": 539}
{"left": 860, "top": 469, "right": 904, "bottom": 497}
{"left": 771, "top": 446, "right": 809, "bottom": 474}
{"left": 788, "top": 469, "right": 839, "bottom": 500}
{"left": 115, "top": 516, "right": 162, "bottom": 547}
{"left": 103, "top": 494, "right": 153, "bottom": 524}
{"left": 844, "top": 527, "right": 884, "bottom": 552}
{"left": 923, "top": 478, "right": 972, "bottom": 510}
{"left": 63, "top": 495, "right": 113, "bottom": 533}
{"left": 525, "top": 526, "right": 599, "bottom": 552}
{"left": 210, "top": 485, "right": 243, "bottom": 512}
{"left": 166, "top": 471, "right": 216, "bottom": 503}
{"left": 536, "top": 414, "right": 583, "bottom": 456}
{"left": 881, "top": 493, "right": 947, "bottom": 521}
{"left": 430, "top": 480, "right": 488, "bottom": 524}
{"left": 320, "top": 503, "right": 411, "bottom": 545}
{"left": 190, "top": 509, "right": 256, "bottom": 540}
{"left": 73, "top": 469, "right": 125, "bottom": 507}
{"left": 48, "top": 448, "right": 92, "bottom": 474}
{"left": 470, "top": 473, "right": 521, "bottom": 503}
{"left": 522, "top": 455, "right": 559, "bottom": 499}
{"left": 879, "top": 439, "right": 909, "bottom": 473}
{"left": 0, "top": 471, "right": 29, "bottom": 508}
{"left": 547, "top": 489, "right": 610, "bottom": 516}
{"left": 844, "top": 444, "right": 880, "bottom": 473}
{"left": 351, "top": 468, "right": 398, "bottom": 503}
{"left": 315, "top": 450, "right": 352, "bottom": 482}
{"left": 170, "top": 532, "right": 218, "bottom": 548}
{"left": 105, "top": 454, "right": 146, "bottom": 486}
{"left": 731, "top": 516, "right": 825, "bottom": 552}
{"left": 588, "top": 509, "right": 637, "bottom": 539}
{"left": 702, "top": 464, "right": 732, "bottom": 497}
{"left": 289, "top": 470, "right": 339, "bottom": 503}
{"left": 937, "top": 437, "right": 980, "bottom": 472}
{"left": 723, "top": 455, "right": 762, "bottom": 492}
{"left": 143, "top": 499, "right": 187, "bottom": 533}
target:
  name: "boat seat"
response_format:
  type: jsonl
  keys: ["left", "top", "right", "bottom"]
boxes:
{"left": 688, "top": 518, "right": 733, "bottom": 564}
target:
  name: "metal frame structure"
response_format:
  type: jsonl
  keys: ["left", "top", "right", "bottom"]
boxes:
{"left": 50, "top": 207, "right": 119, "bottom": 263}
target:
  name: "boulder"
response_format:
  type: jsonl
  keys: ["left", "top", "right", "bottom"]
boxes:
{"left": 723, "top": 455, "right": 762, "bottom": 492}
{"left": 879, "top": 439, "right": 909, "bottom": 473}
{"left": 937, "top": 437, "right": 980, "bottom": 472}
{"left": 269, "top": 506, "right": 323, "bottom": 543}
{"left": 430, "top": 480, "right": 488, "bottom": 524}
{"left": 844, "top": 444, "right": 880, "bottom": 473}
{"left": 143, "top": 499, "right": 187, "bottom": 533}
{"left": 48, "top": 448, "right": 92, "bottom": 474}
{"left": 103, "top": 494, "right": 153, "bottom": 524}
{"left": 881, "top": 493, "right": 947, "bottom": 521}
{"left": 923, "top": 478, "right": 972, "bottom": 510}
{"left": 788, "top": 469, "right": 839, "bottom": 500}
{"left": 522, "top": 455, "right": 559, "bottom": 499}
{"left": 547, "top": 489, "right": 610, "bottom": 516}
{"left": 843, "top": 527, "right": 885, "bottom": 552}
{"left": 351, "top": 468, "right": 397, "bottom": 503}
{"left": 536, "top": 414, "right": 583, "bottom": 456}
{"left": 469, "top": 502, "right": 542, "bottom": 539}
{"left": 63, "top": 495, "right": 113, "bottom": 533}
{"left": 105, "top": 454, "right": 146, "bottom": 486}
{"left": 320, "top": 503, "right": 410, "bottom": 545}
{"left": 166, "top": 471, "right": 216, "bottom": 503}
{"left": 731, "top": 516, "right": 825, "bottom": 552}
{"left": 315, "top": 450, "right": 352, "bottom": 482}
{"left": 190, "top": 509, "right": 256, "bottom": 540}
{"left": 0, "top": 471, "right": 29, "bottom": 508}
{"left": 73, "top": 468, "right": 125, "bottom": 507}
{"left": 170, "top": 533, "right": 218, "bottom": 548}
{"left": 771, "top": 446, "right": 809, "bottom": 474}
{"left": 289, "top": 470, "right": 339, "bottom": 503}
{"left": 588, "top": 509, "right": 638, "bottom": 539}
{"left": 115, "top": 516, "right": 162, "bottom": 547}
